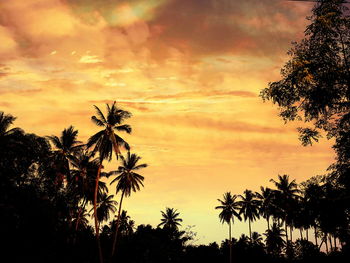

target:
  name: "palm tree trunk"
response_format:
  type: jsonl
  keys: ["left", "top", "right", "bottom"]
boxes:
{"left": 249, "top": 219, "right": 252, "bottom": 239}
{"left": 94, "top": 163, "right": 103, "bottom": 263}
{"left": 111, "top": 190, "right": 125, "bottom": 258}
{"left": 334, "top": 236, "right": 336, "bottom": 250}
{"left": 314, "top": 226, "right": 318, "bottom": 247}
{"left": 329, "top": 235, "right": 333, "bottom": 251}
{"left": 285, "top": 221, "right": 288, "bottom": 243}
{"left": 267, "top": 216, "right": 270, "bottom": 231}
{"left": 290, "top": 226, "right": 293, "bottom": 242}
{"left": 325, "top": 234, "right": 329, "bottom": 254}
{"left": 111, "top": 133, "right": 120, "bottom": 157}
{"left": 229, "top": 220, "right": 232, "bottom": 263}
{"left": 300, "top": 229, "right": 303, "bottom": 240}
{"left": 73, "top": 199, "right": 88, "bottom": 245}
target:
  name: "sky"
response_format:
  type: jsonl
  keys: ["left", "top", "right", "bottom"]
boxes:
{"left": 0, "top": 0, "right": 336, "bottom": 244}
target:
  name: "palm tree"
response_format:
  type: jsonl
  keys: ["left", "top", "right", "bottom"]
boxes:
{"left": 87, "top": 102, "right": 132, "bottom": 263}
{"left": 0, "top": 112, "right": 23, "bottom": 139}
{"left": 256, "top": 187, "right": 273, "bottom": 230}
{"left": 238, "top": 189, "right": 260, "bottom": 239}
{"left": 250, "top": 232, "right": 263, "bottom": 247}
{"left": 95, "top": 193, "right": 118, "bottom": 226}
{"left": 264, "top": 222, "right": 286, "bottom": 257}
{"left": 47, "top": 126, "right": 82, "bottom": 186}
{"left": 110, "top": 151, "right": 147, "bottom": 257}
{"left": 270, "top": 174, "right": 300, "bottom": 242}
{"left": 215, "top": 192, "right": 242, "bottom": 263}
{"left": 158, "top": 208, "right": 183, "bottom": 230}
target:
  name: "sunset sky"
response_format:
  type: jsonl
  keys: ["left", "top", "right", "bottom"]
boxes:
{"left": 0, "top": 0, "right": 336, "bottom": 244}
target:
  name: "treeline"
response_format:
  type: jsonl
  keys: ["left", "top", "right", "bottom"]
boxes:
{"left": 1, "top": 105, "right": 349, "bottom": 263}
{"left": 216, "top": 173, "right": 350, "bottom": 263}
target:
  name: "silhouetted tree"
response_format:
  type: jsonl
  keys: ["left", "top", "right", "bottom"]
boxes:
{"left": 110, "top": 151, "right": 147, "bottom": 257}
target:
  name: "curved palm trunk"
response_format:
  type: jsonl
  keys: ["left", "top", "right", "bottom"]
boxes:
{"left": 229, "top": 220, "right": 232, "bottom": 263}
{"left": 285, "top": 221, "right": 288, "bottom": 243}
{"left": 300, "top": 228, "right": 303, "bottom": 240}
{"left": 75, "top": 199, "right": 87, "bottom": 231}
{"left": 111, "top": 189, "right": 125, "bottom": 258}
{"left": 94, "top": 163, "right": 104, "bottom": 263}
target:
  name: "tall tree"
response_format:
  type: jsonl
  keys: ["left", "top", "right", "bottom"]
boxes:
{"left": 110, "top": 151, "right": 147, "bottom": 257}
{"left": 256, "top": 187, "right": 273, "bottom": 230}
{"left": 215, "top": 192, "right": 242, "bottom": 263}
{"left": 87, "top": 102, "right": 132, "bottom": 263}
{"left": 270, "top": 174, "right": 300, "bottom": 242}
{"left": 238, "top": 190, "right": 260, "bottom": 239}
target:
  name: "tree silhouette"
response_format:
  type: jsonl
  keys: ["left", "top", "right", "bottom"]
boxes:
{"left": 256, "top": 187, "right": 273, "bottom": 230}
{"left": 87, "top": 102, "right": 132, "bottom": 263}
{"left": 158, "top": 208, "right": 183, "bottom": 230}
{"left": 238, "top": 190, "right": 260, "bottom": 239}
{"left": 264, "top": 222, "right": 286, "bottom": 257}
{"left": 270, "top": 174, "right": 300, "bottom": 242}
{"left": 47, "top": 126, "right": 82, "bottom": 186}
{"left": 110, "top": 151, "right": 147, "bottom": 257}
{"left": 215, "top": 192, "right": 241, "bottom": 263}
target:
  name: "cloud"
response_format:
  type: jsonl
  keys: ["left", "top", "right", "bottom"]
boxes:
{"left": 147, "top": 90, "right": 257, "bottom": 100}
{"left": 147, "top": 0, "right": 311, "bottom": 59}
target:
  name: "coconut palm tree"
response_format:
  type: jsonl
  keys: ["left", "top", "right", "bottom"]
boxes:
{"left": 47, "top": 126, "right": 82, "bottom": 186}
{"left": 256, "top": 187, "right": 273, "bottom": 230}
{"left": 238, "top": 189, "right": 260, "bottom": 239}
{"left": 250, "top": 232, "right": 263, "bottom": 246}
{"left": 87, "top": 102, "right": 132, "bottom": 263}
{"left": 95, "top": 193, "right": 118, "bottom": 226}
{"left": 110, "top": 151, "right": 147, "bottom": 257}
{"left": 158, "top": 207, "right": 183, "bottom": 230}
{"left": 270, "top": 174, "right": 300, "bottom": 242}
{"left": 215, "top": 192, "right": 241, "bottom": 263}
{"left": 264, "top": 222, "right": 286, "bottom": 257}
{"left": 0, "top": 111, "right": 23, "bottom": 139}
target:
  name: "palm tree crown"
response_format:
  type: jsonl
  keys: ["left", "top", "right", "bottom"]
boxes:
{"left": 158, "top": 207, "right": 183, "bottom": 230}
{"left": 216, "top": 192, "right": 242, "bottom": 224}
{"left": 87, "top": 102, "right": 132, "bottom": 161}
{"left": 0, "top": 111, "right": 23, "bottom": 138}
{"left": 110, "top": 151, "right": 147, "bottom": 196}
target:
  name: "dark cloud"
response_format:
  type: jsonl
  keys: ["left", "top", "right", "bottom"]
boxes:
{"left": 147, "top": 0, "right": 310, "bottom": 58}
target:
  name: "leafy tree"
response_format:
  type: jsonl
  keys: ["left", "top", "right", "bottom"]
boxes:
{"left": 261, "top": 0, "right": 350, "bottom": 146}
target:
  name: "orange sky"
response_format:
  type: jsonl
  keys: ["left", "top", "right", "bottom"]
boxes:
{"left": 0, "top": 0, "right": 335, "bottom": 244}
